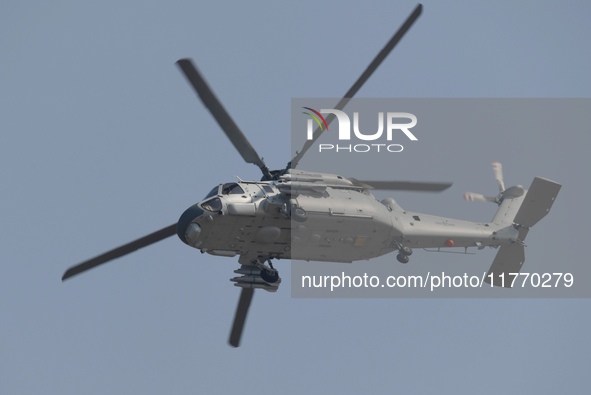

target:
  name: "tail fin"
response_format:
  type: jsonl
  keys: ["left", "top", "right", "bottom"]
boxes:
{"left": 491, "top": 193, "right": 526, "bottom": 226}
{"left": 486, "top": 177, "right": 561, "bottom": 287}
{"left": 484, "top": 244, "right": 525, "bottom": 288}
{"left": 491, "top": 177, "right": 561, "bottom": 227}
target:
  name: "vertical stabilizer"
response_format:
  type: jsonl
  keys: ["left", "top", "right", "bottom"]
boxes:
{"left": 491, "top": 193, "right": 526, "bottom": 226}
{"left": 484, "top": 244, "right": 525, "bottom": 288}
{"left": 486, "top": 177, "right": 561, "bottom": 287}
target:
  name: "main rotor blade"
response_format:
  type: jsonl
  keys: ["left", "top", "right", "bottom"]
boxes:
{"left": 176, "top": 59, "right": 270, "bottom": 179}
{"left": 349, "top": 178, "right": 451, "bottom": 192}
{"left": 228, "top": 288, "right": 254, "bottom": 347}
{"left": 62, "top": 224, "right": 177, "bottom": 281}
{"left": 289, "top": 3, "right": 423, "bottom": 169}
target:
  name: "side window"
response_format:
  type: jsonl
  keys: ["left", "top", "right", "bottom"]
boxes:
{"left": 262, "top": 185, "right": 274, "bottom": 194}
{"left": 222, "top": 183, "right": 245, "bottom": 195}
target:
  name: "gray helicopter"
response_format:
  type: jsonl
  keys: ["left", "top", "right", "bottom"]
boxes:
{"left": 62, "top": 4, "right": 561, "bottom": 347}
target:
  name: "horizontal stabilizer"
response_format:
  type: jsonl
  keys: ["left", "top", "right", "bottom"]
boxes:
{"left": 513, "top": 177, "right": 561, "bottom": 228}
{"left": 484, "top": 244, "right": 525, "bottom": 288}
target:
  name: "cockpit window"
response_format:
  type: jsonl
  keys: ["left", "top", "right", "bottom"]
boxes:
{"left": 221, "top": 183, "right": 244, "bottom": 195}
{"left": 204, "top": 186, "right": 220, "bottom": 199}
{"left": 201, "top": 197, "right": 222, "bottom": 212}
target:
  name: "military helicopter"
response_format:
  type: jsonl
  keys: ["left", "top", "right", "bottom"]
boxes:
{"left": 62, "top": 4, "right": 561, "bottom": 347}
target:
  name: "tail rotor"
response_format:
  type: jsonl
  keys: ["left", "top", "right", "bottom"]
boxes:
{"left": 464, "top": 161, "right": 524, "bottom": 205}
{"left": 492, "top": 161, "right": 505, "bottom": 193}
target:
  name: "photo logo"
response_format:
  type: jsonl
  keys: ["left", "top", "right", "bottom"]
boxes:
{"left": 303, "top": 108, "right": 418, "bottom": 153}
{"left": 302, "top": 107, "right": 329, "bottom": 139}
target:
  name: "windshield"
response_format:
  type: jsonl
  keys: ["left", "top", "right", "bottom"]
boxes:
{"left": 203, "top": 185, "right": 220, "bottom": 200}
{"left": 201, "top": 197, "right": 222, "bottom": 212}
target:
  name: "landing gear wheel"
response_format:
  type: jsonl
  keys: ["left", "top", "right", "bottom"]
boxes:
{"left": 400, "top": 246, "right": 412, "bottom": 256}
{"left": 292, "top": 207, "right": 307, "bottom": 222}
{"left": 397, "top": 254, "right": 409, "bottom": 264}
{"left": 260, "top": 269, "right": 279, "bottom": 283}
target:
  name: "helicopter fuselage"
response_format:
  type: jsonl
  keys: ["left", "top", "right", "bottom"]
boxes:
{"left": 177, "top": 170, "right": 519, "bottom": 266}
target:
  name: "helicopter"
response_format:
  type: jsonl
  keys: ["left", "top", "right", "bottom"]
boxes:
{"left": 62, "top": 4, "right": 561, "bottom": 347}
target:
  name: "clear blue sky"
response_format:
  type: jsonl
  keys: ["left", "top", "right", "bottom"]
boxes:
{"left": 1, "top": 1, "right": 590, "bottom": 394}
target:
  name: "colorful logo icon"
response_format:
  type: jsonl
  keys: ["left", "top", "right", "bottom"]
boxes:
{"left": 302, "top": 107, "right": 329, "bottom": 133}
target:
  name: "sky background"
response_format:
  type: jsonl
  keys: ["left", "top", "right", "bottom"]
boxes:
{"left": 1, "top": 1, "right": 590, "bottom": 394}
